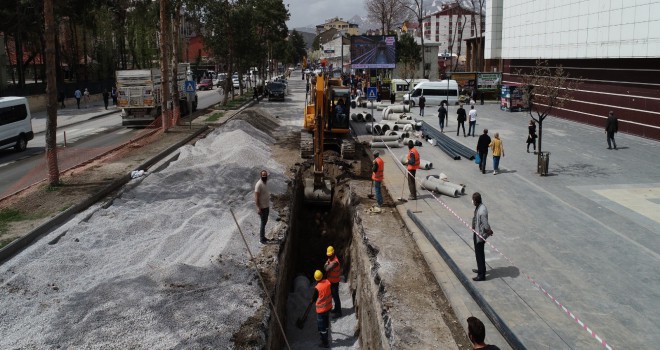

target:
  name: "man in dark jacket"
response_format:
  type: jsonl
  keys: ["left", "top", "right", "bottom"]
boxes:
{"left": 437, "top": 104, "right": 447, "bottom": 132}
{"left": 456, "top": 104, "right": 467, "bottom": 136}
{"left": 418, "top": 94, "right": 426, "bottom": 116}
{"left": 476, "top": 129, "right": 491, "bottom": 174}
{"left": 605, "top": 111, "right": 618, "bottom": 149}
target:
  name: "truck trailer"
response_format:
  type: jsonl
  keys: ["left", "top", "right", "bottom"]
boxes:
{"left": 116, "top": 64, "right": 197, "bottom": 127}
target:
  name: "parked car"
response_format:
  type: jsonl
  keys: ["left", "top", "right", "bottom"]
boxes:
{"left": 197, "top": 79, "right": 214, "bottom": 91}
{"left": 232, "top": 77, "right": 244, "bottom": 89}
{"left": 214, "top": 73, "right": 227, "bottom": 88}
{"left": 266, "top": 82, "right": 286, "bottom": 101}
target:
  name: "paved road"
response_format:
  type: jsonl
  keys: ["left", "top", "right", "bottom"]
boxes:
{"left": 365, "top": 99, "right": 659, "bottom": 349}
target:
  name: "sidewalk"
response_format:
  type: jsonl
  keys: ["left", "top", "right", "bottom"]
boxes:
{"left": 30, "top": 100, "right": 118, "bottom": 134}
{"left": 373, "top": 102, "right": 659, "bottom": 349}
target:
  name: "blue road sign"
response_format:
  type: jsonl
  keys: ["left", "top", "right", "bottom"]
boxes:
{"left": 184, "top": 80, "right": 195, "bottom": 93}
{"left": 367, "top": 87, "right": 378, "bottom": 101}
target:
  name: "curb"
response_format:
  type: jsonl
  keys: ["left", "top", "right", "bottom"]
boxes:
{"left": 33, "top": 109, "right": 118, "bottom": 136}
{"left": 0, "top": 125, "right": 209, "bottom": 265}
{"left": 406, "top": 209, "right": 525, "bottom": 350}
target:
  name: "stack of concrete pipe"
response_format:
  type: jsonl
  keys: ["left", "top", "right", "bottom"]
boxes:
{"left": 402, "top": 138, "right": 423, "bottom": 147}
{"left": 421, "top": 176, "right": 459, "bottom": 197}
{"left": 427, "top": 174, "right": 466, "bottom": 194}
{"left": 399, "top": 155, "right": 433, "bottom": 170}
{"left": 370, "top": 138, "right": 402, "bottom": 148}
{"left": 350, "top": 111, "right": 374, "bottom": 122}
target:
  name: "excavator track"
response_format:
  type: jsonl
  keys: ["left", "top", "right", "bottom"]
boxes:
{"left": 300, "top": 131, "right": 314, "bottom": 159}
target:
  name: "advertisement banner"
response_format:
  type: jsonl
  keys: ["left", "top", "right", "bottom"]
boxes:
{"left": 477, "top": 73, "right": 501, "bottom": 91}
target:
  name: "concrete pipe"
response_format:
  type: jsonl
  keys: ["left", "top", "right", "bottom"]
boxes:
{"left": 443, "top": 181, "right": 466, "bottom": 195}
{"left": 370, "top": 140, "right": 402, "bottom": 148}
{"left": 421, "top": 179, "right": 459, "bottom": 197}
{"left": 382, "top": 107, "right": 393, "bottom": 119}
{"left": 402, "top": 138, "right": 422, "bottom": 147}
{"left": 364, "top": 112, "right": 374, "bottom": 122}
{"left": 388, "top": 104, "right": 411, "bottom": 113}
{"left": 356, "top": 113, "right": 365, "bottom": 122}
{"left": 382, "top": 113, "right": 398, "bottom": 121}
{"left": 373, "top": 124, "right": 383, "bottom": 135}
{"left": 420, "top": 159, "right": 433, "bottom": 170}
{"left": 426, "top": 175, "right": 465, "bottom": 194}
{"left": 395, "top": 119, "right": 417, "bottom": 125}
{"left": 382, "top": 121, "right": 399, "bottom": 131}
{"left": 372, "top": 135, "right": 401, "bottom": 142}
{"left": 402, "top": 124, "right": 413, "bottom": 132}
{"left": 427, "top": 174, "right": 448, "bottom": 181}
{"left": 376, "top": 105, "right": 385, "bottom": 111}
{"left": 350, "top": 113, "right": 358, "bottom": 121}
{"left": 365, "top": 123, "right": 373, "bottom": 134}
{"left": 384, "top": 130, "right": 399, "bottom": 137}
{"left": 380, "top": 123, "right": 390, "bottom": 133}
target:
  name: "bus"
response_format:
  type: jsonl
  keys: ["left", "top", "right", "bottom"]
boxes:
{"left": 0, "top": 97, "right": 34, "bottom": 152}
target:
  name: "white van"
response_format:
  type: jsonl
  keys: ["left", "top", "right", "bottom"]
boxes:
{"left": 0, "top": 97, "right": 34, "bottom": 152}
{"left": 390, "top": 79, "right": 429, "bottom": 100}
{"left": 403, "top": 80, "right": 460, "bottom": 107}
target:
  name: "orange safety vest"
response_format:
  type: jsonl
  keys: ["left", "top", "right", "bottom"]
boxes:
{"left": 407, "top": 147, "right": 420, "bottom": 171}
{"left": 372, "top": 157, "right": 384, "bottom": 181}
{"left": 326, "top": 255, "right": 341, "bottom": 283}
{"left": 315, "top": 279, "right": 333, "bottom": 314}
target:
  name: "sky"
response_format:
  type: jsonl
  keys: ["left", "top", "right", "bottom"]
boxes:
{"left": 284, "top": 0, "right": 369, "bottom": 29}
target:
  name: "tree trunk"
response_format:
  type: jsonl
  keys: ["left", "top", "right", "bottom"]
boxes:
{"left": 159, "top": 0, "right": 171, "bottom": 131}
{"left": 44, "top": 0, "right": 60, "bottom": 185}
{"left": 171, "top": 1, "right": 182, "bottom": 125}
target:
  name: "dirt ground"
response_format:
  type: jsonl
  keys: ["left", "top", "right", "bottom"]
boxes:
{"left": 0, "top": 106, "right": 471, "bottom": 348}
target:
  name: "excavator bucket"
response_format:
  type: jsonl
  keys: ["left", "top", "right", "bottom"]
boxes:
{"left": 303, "top": 171, "right": 332, "bottom": 205}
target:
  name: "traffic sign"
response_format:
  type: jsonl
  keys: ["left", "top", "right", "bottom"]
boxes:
{"left": 184, "top": 80, "right": 195, "bottom": 93}
{"left": 367, "top": 87, "right": 378, "bottom": 101}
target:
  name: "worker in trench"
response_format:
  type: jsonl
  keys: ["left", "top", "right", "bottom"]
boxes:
{"left": 324, "top": 246, "right": 342, "bottom": 317}
{"left": 312, "top": 270, "right": 333, "bottom": 348}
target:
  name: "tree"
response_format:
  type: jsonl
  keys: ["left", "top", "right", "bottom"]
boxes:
{"left": 465, "top": 0, "right": 485, "bottom": 71}
{"left": 402, "top": 0, "right": 426, "bottom": 78}
{"left": 43, "top": 0, "right": 60, "bottom": 186}
{"left": 159, "top": 0, "right": 171, "bottom": 131}
{"left": 396, "top": 32, "right": 421, "bottom": 85}
{"left": 517, "top": 60, "right": 580, "bottom": 173}
{"left": 365, "top": 0, "right": 408, "bottom": 35}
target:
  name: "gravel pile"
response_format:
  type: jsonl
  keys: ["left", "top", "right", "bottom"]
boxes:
{"left": 0, "top": 117, "right": 286, "bottom": 349}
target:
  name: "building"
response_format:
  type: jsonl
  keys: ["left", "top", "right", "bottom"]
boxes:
{"left": 422, "top": 3, "right": 485, "bottom": 69}
{"left": 316, "top": 17, "right": 360, "bottom": 36}
{"left": 311, "top": 28, "right": 350, "bottom": 73}
{"left": 393, "top": 35, "right": 440, "bottom": 81}
{"left": 486, "top": 0, "right": 660, "bottom": 140}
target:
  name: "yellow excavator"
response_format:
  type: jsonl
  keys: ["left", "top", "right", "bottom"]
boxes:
{"left": 301, "top": 72, "right": 354, "bottom": 204}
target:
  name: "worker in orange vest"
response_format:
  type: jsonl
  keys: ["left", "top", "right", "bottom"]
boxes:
{"left": 406, "top": 140, "right": 420, "bottom": 200}
{"left": 324, "top": 246, "right": 342, "bottom": 317}
{"left": 313, "top": 270, "right": 332, "bottom": 348}
{"left": 372, "top": 151, "right": 384, "bottom": 209}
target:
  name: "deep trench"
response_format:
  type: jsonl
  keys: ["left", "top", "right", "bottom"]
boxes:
{"left": 266, "top": 149, "right": 383, "bottom": 349}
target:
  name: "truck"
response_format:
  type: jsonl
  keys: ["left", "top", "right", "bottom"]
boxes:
{"left": 116, "top": 63, "right": 198, "bottom": 127}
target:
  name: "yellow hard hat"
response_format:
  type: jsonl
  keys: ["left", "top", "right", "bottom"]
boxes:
{"left": 327, "top": 246, "right": 335, "bottom": 256}
{"left": 314, "top": 270, "right": 323, "bottom": 281}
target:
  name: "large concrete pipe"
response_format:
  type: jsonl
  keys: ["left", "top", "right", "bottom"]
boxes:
{"left": 370, "top": 140, "right": 402, "bottom": 148}
{"left": 426, "top": 175, "right": 465, "bottom": 195}
{"left": 402, "top": 138, "right": 423, "bottom": 147}
{"left": 363, "top": 112, "right": 374, "bottom": 122}
{"left": 372, "top": 135, "right": 401, "bottom": 142}
{"left": 351, "top": 113, "right": 358, "bottom": 121}
{"left": 421, "top": 179, "right": 459, "bottom": 197}
{"left": 365, "top": 123, "right": 373, "bottom": 134}
{"left": 384, "top": 130, "right": 399, "bottom": 137}
{"left": 388, "top": 104, "right": 411, "bottom": 113}
{"left": 373, "top": 124, "right": 383, "bottom": 135}
{"left": 382, "top": 106, "right": 392, "bottom": 119}
{"left": 420, "top": 159, "right": 433, "bottom": 170}
{"left": 402, "top": 124, "right": 414, "bottom": 132}
{"left": 395, "top": 119, "right": 417, "bottom": 125}
{"left": 382, "top": 121, "right": 399, "bottom": 131}
{"left": 356, "top": 113, "right": 365, "bottom": 122}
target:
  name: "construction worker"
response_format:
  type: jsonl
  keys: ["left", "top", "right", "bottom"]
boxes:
{"left": 372, "top": 151, "right": 384, "bottom": 209}
{"left": 406, "top": 140, "right": 420, "bottom": 200}
{"left": 324, "top": 246, "right": 342, "bottom": 317}
{"left": 312, "top": 270, "right": 332, "bottom": 348}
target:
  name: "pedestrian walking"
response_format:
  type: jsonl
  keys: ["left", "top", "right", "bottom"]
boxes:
{"left": 253, "top": 87, "right": 259, "bottom": 103}
{"left": 489, "top": 133, "right": 504, "bottom": 175}
{"left": 605, "top": 111, "right": 618, "bottom": 149}
{"left": 406, "top": 140, "right": 420, "bottom": 200}
{"left": 476, "top": 129, "right": 491, "bottom": 174}
{"left": 102, "top": 89, "right": 110, "bottom": 110}
{"left": 480, "top": 92, "right": 485, "bottom": 105}
{"left": 437, "top": 103, "right": 447, "bottom": 132}
{"left": 456, "top": 104, "right": 467, "bottom": 136}
{"left": 467, "top": 316, "right": 500, "bottom": 349}
{"left": 390, "top": 92, "right": 395, "bottom": 105}
{"left": 312, "top": 270, "right": 332, "bottom": 348}
{"left": 111, "top": 86, "right": 118, "bottom": 105}
{"left": 74, "top": 88, "right": 82, "bottom": 109}
{"left": 526, "top": 119, "right": 537, "bottom": 153}
{"left": 254, "top": 170, "right": 271, "bottom": 244}
{"left": 468, "top": 105, "right": 477, "bottom": 136}
{"left": 372, "top": 151, "right": 384, "bottom": 209}
{"left": 83, "top": 88, "right": 90, "bottom": 108}
{"left": 471, "top": 192, "right": 493, "bottom": 281}
{"left": 324, "top": 246, "right": 342, "bottom": 317}
{"left": 418, "top": 94, "right": 426, "bottom": 116}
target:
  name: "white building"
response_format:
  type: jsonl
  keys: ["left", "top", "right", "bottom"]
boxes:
{"left": 423, "top": 3, "right": 484, "bottom": 59}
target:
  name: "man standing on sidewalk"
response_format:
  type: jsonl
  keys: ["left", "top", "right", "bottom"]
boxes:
{"left": 372, "top": 151, "right": 384, "bottom": 209}
{"left": 254, "top": 170, "right": 270, "bottom": 244}
{"left": 437, "top": 103, "right": 447, "bottom": 132}
{"left": 605, "top": 111, "right": 618, "bottom": 149}
{"left": 406, "top": 140, "right": 420, "bottom": 200}
{"left": 456, "top": 104, "right": 467, "bottom": 136}
{"left": 418, "top": 94, "right": 426, "bottom": 116}
{"left": 468, "top": 105, "right": 477, "bottom": 136}
{"left": 476, "top": 129, "right": 491, "bottom": 174}
{"left": 102, "top": 89, "right": 110, "bottom": 110}
{"left": 471, "top": 192, "right": 493, "bottom": 282}
{"left": 74, "top": 88, "right": 82, "bottom": 109}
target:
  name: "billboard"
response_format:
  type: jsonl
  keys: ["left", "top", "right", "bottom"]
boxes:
{"left": 350, "top": 35, "right": 396, "bottom": 69}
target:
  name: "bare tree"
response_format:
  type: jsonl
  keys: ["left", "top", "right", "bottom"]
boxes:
{"left": 366, "top": 0, "right": 409, "bottom": 34}
{"left": 171, "top": 0, "right": 182, "bottom": 126}
{"left": 447, "top": 1, "right": 468, "bottom": 72}
{"left": 517, "top": 60, "right": 581, "bottom": 173}
{"left": 159, "top": 0, "right": 171, "bottom": 131}
{"left": 466, "top": 0, "right": 485, "bottom": 71}
{"left": 401, "top": 0, "right": 426, "bottom": 78}
{"left": 43, "top": 0, "right": 60, "bottom": 186}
